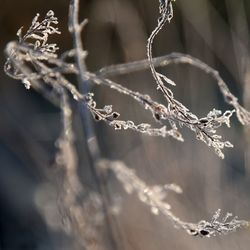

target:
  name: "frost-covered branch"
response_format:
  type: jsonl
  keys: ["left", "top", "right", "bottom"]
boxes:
{"left": 143, "top": 0, "right": 250, "bottom": 158}
{"left": 4, "top": 14, "right": 172, "bottom": 140}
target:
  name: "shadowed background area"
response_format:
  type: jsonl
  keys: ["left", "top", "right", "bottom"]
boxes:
{"left": 1, "top": 0, "right": 250, "bottom": 249}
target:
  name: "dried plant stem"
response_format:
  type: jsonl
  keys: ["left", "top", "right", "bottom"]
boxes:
{"left": 69, "top": 0, "right": 101, "bottom": 159}
{"left": 68, "top": 1, "right": 120, "bottom": 249}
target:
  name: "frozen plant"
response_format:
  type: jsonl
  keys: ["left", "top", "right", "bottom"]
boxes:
{"left": 5, "top": 1, "right": 250, "bottom": 158}
{"left": 3, "top": 0, "right": 250, "bottom": 245}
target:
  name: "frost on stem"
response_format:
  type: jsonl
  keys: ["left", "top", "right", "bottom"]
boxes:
{"left": 99, "top": 160, "right": 249, "bottom": 237}
{"left": 187, "top": 209, "right": 249, "bottom": 237}
{"left": 17, "top": 10, "right": 61, "bottom": 56}
{"left": 98, "top": 52, "right": 250, "bottom": 158}
{"left": 145, "top": 0, "right": 250, "bottom": 158}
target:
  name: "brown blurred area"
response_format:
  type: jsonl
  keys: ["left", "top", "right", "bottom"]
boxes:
{"left": 1, "top": 0, "right": 250, "bottom": 249}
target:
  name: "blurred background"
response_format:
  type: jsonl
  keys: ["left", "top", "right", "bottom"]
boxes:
{"left": 1, "top": 0, "right": 250, "bottom": 249}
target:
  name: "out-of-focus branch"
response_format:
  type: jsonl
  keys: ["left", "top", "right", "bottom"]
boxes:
{"left": 99, "top": 159, "right": 249, "bottom": 237}
{"left": 68, "top": 1, "right": 121, "bottom": 249}
{"left": 69, "top": 0, "right": 101, "bottom": 160}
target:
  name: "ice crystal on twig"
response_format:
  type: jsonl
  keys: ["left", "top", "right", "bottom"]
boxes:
{"left": 17, "top": 10, "right": 61, "bottom": 56}
{"left": 187, "top": 209, "right": 249, "bottom": 237}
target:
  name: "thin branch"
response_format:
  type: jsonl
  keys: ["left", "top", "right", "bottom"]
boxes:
{"left": 68, "top": 1, "right": 120, "bottom": 249}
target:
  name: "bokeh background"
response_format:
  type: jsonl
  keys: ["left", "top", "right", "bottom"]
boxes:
{"left": 1, "top": 0, "right": 250, "bottom": 249}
